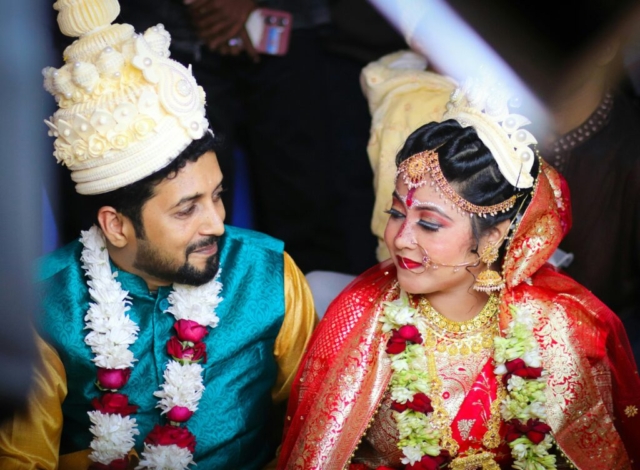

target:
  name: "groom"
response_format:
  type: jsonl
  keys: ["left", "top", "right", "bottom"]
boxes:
{"left": 0, "top": 1, "right": 315, "bottom": 469}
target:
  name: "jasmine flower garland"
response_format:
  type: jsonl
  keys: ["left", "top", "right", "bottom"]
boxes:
{"left": 493, "top": 304, "right": 556, "bottom": 470}
{"left": 380, "top": 292, "right": 445, "bottom": 467}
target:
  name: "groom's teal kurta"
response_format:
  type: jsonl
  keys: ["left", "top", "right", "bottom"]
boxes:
{"left": 32, "top": 225, "right": 313, "bottom": 469}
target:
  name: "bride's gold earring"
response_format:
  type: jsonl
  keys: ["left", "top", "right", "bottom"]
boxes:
{"left": 473, "top": 243, "right": 505, "bottom": 292}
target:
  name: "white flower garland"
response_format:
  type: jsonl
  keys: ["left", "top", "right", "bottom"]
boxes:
{"left": 80, "top": 226, "right": 223, "bottom": 469}
{"left": 154, "top": 362, "right": 205, "bottom": 415}
{"left": 87, "top": 412, "right": 140, "bottom": 465}
{"left": 137, "top": 444, "right": 196, "bottom": 470}
{"left": 493, "top": 304, "right": 556, "bottom": 469}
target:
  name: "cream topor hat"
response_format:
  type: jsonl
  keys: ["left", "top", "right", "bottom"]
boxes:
{"left": 43, "top": 0, "right": 209, "bottom": 195}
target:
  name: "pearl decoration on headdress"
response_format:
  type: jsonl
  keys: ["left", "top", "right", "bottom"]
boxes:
{"left": 443, "top": 72, "right": 537, "bottom": 189}
{"left": 44, "top": 0, "right": 209, "bottom": 195}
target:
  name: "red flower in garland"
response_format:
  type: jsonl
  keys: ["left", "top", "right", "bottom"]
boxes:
{"left": 405, "top": 450, "right": 451, "bottom": 470}
{"left": 91, "top": 393, "right": 138, "bottom": 416}
{"left": 167, "top": 405, "right": 194, "bottom": 423}
{"left": 166, "top": 336, "right": 207, "bottom": 364}
{"left": 407, "top": 392, "right": 433, "bottom": 413}
{"left": 391, "top": 393, "right": 433, "bottom": 415}
{"left": 174, "top": 319, "right": 209, "bottom": 343}
{"left": 89, "top": 457, "right": 129, "bottom": 470}
{"left": 145, "top": 424, "right": 197, "bottom": 454}
{"left": 505, "top": 418, "right": 552, "bottom": 445}
{"left": 503, "top": 358, "right": 543, "bottom": 383}
{"left": 96, "top": 368, "right": 131, "bottom": 390}
{"left": 386, "top": 325, "right": 423, "bottom": 354}
{"left": 391, "top": 401, "right": 409, "bottom": 412}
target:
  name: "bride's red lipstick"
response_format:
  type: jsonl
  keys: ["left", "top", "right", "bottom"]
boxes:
{"left": 397, "top": 256, "right": 423, "bottom": 270}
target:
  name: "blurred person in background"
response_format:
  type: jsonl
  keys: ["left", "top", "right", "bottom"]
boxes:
{"left": 0, "top": 1, "right": 48, "bottom": 424}
{"left": 0, "top": 1, "right": 315, "bottom": 468}
{"left": 539, "top": 36, "right": 640, "bottom": 364}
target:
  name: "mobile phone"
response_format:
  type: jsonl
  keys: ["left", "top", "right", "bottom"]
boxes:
{"left": 245, "top": 8, "right": 292, "bottom": 56}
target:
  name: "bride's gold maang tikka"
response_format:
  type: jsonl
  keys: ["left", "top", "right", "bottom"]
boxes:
{"left": 396, "top": 149, "right": 517, "bottom": 218}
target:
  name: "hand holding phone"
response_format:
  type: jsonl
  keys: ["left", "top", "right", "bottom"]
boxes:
{"left": 245, "top": 8, "right": 292, "bottom": 56}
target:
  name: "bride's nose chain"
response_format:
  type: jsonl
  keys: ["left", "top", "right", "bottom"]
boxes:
{"left": 407, "top": 241, "right": 480, "bottom": 274}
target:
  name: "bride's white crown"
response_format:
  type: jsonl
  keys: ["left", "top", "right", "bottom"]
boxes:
{"left": 44, "top": 0, "right": 209, "bottom": 195}
{"left": 443, "top": 71, "right": 536, "bottom": 189}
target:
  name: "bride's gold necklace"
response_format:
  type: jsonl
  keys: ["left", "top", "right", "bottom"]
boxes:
{"left": 415, "top": 294, "right": 505, "bottom": 469}
{"left": 419, "top": 294, "right": 500, "bottom": 356}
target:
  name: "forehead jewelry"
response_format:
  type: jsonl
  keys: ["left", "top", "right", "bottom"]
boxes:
{"left": 396, "top": 150, "right": 517, "bottom": 218}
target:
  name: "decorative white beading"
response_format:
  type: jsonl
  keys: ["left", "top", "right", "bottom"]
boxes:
{"left": 44, "top": 0, "right": 210, "bottom": 195}
{"left": 444, "top": 71, "right": 536, "bottom": 189}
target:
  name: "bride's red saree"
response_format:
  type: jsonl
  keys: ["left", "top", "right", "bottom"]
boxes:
{"left": 278, "top": 164, "right": 640, "bottom": 469}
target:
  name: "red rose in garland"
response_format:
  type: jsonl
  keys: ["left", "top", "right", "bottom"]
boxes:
{"left": 174, "top": 319, "right": 209, "bottom": 343}
{"left": 167, "top": 336, "right": 208, "bottom": 363}
{"left": 406, "top": 450, "right": 451, "bottom": 470}
{"left": 167, "top": 406, "right": 195, "bottom": 423}
{"left": 145, "top": 424, "right": 197, "bottom": 454}
{"left": 386, "top": 325, "right": 423, "bottom": 354}
{"left": 505, "top": 418, "right": 552, "bottom": 445}
{"left": 391, "top": 393, "right": 433, "bottom": 415}
{"left": 406, "top": 392, "right": 433, "bottom": 414}
{"left": 91, "top": 393, "right": 138, "bottom": 416}
{"left": 96, "top": 368, "right": 131, "bottom": 390}
{"left": 503, "top": 358, "right": 543, "bottom": 383}
{"left": 391, "top": 401, "right": 409, "bottom": 412}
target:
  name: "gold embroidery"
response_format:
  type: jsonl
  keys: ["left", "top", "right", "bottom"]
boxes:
{"left": 482, "top": 377, "right": 505, "bottom": 449}
{"left": 288, "top": 283, "right": 397, "bottom": 469}
{"left": 425, "top": 342, "right": 459, "bottom": 455}
{"left": 433, "top": 344, "right": 491, "bottom": 424}
{"left": 352, "top": 392, "right": 404, "bottom": 468}
{"left": 457, "top": 419, "right": 475, "bottom": 441}
{"left": 624, "top": 405, "right": 638, "bottom": 418}
{"left": 591, "top": 360, "right": 614, "bottom": 416}
{"left": 419, "top": 296, "right": 502, "bottom": 457}
{"left": 518, "top": 294, "right": 632, "bottom": 470}
{"left": 450, "top": 450, "right": 500, "bottom": 470}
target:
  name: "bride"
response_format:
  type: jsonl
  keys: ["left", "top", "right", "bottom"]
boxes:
{"left": 277, "top": 79, "right": 640, "bottom": 469}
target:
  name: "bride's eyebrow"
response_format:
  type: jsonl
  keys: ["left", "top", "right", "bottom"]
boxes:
{"left": 412, "top": 202, "right": 452, "bottom": 221}
{"left": 392, "top": 190, "right": 452, "bottom": 221}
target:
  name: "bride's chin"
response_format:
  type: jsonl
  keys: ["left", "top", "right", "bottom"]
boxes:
{"left": 396, "top": 272, "right": 429, "bottom": 295}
